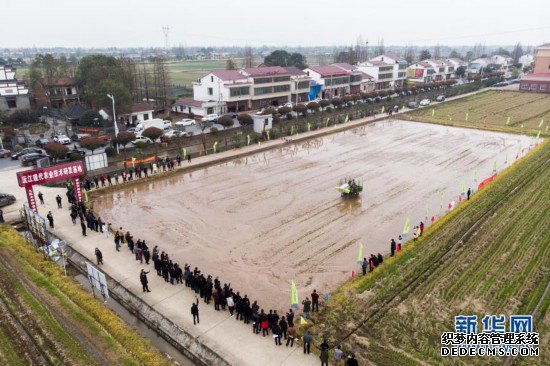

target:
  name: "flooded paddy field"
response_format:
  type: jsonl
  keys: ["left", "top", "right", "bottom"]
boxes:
{"left": 95, "top": 119, "right": 532, "bottom": 309}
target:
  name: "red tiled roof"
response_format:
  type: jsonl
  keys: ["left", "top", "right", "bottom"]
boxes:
{"left": 521, "top": 73, "right": 550, "bottom": 81}
{"left": 419, "top": 61, "right": 433, "bottom": 68}
{"left": 307, "top": 65, "right": 348, "bottom": 77}
{"left": 368, "top": 61, "right": 389, "bottom": 66}
{"left": 211, "top": 70, "right": 248, "bottom": 81}
{"left": 131, "top": 102, "right": 154, "bottom": 113}
{"left": 332, "top": 62, "right": 355, "bottom": 71}
{"left": 360, "top": 72, "right": 374, "bottom": 79}
{"left": 243, "top": 66, "right": 289, "bottom": 77}
{"left": 173, "top": 98, "right": 205, "bottom": 108}
{"left": 283, "top": 66, "right": 308, "bottom": 76}
{"left": 41, "top": 77, "right": 75, "bottom": 86}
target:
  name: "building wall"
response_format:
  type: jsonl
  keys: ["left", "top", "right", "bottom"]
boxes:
{"left": 533, "top": 49, "right": 550, "bottom": 74}
{"left": 520, "top": 80, "right": 550, "bottom": 93}
{"left": 0, "top": 94, "right": 31, "bottom": 114}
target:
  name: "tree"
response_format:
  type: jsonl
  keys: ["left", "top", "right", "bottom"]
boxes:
{"left": 3, "top": 110, "right": 39, "bottom": 125}
{"left": 419, "top": 50, "right": 431, "bottom": 61}
{"left": 495, "top": 47, "right": 511, "bottom": 57}
{"left": 449, "top": 50, "right": 463, "bottom": 59}
{"left": 455, "top": 66, "right": 467, "bottom": 78}
{"left": 217, "top": 115, "right": 234, "bottom": 129}
{"left": 334, "top": 47, "right": 357, "bottom": 64}
{"left": 404, "top": 47, "right": 415, "bottom": 64}
{"left": 78, "top": 110, "right": 105, "bottom": 127}
{"left": 264, "top": 50, "right": 307, "bottom": 69}
{"left": 98, "top": 79, "right": 132, "bottom": 114}
{"left": 79, "top": 137, "right": 106, "bottom": 154}
{"left": 115, "top": 131, "right": 136, "bottom": 158}
{"left": 306, "top": 101, "right": 320, "bottom": 113}
{"left": 151, "top": 57, "right": 171, "bottom": 107}
{"left": 237, "top": 113, "right": 253, "bottom": 126}
{"left": 293, "top": 104, "right": 307, "bottom": 117}
{"left": 44, "top": 142, "right": 68, "bottom": 161}
{"left": 375, "top": 38, "right": 385, "bottom": 57}
{"left": 319, "top": 99, "right": 330, "bottom": 109}
{"left": 465, "top": 51, "right": 474, "bottom": 61}
{"left": 277, "top": 106, "right": 292, "bottom": 115}
{"left": 331, "top": 97, "right": 343, "bottom": 108}
{"left": 141, "top": 127, "right": 163, "bottom": 142}
{"left": 226, "top": 58, "right": 237, "bottom": 70}
{"left": 243, "top": 46, "right": 254, "bottom": 68}
{"left": 433, "top": 45, "right": 441, "bottom": 59}
{"left": 512, "top": 42, "right": 523, "bottom": 65}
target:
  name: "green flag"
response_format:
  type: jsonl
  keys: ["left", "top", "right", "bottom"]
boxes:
{"left": 326, "top": 117, "right": 330, "bottom": 127}
{"left": 448, "top": 114, "right": 452, "bottom": 121}
{"left": 266, "top": 130, "right": 270, "bottom": 140}
{"left": 461, "top": 180, "right": 466, "bottom": 194}
{"left": 345, "top": 114, "right": 349, "bottom": 123}
{"left": 357, "top": 242, "right": 363, "bottom": 263}
{"left": 307, "top": 122, "right": 311, "bottom": 131}
{"left": 521, "top": 124, "right": 524, "bottom": 128}
{"left": 291, "top": 281, "right": 298, "bottom": 308}
{"left": 431, "top": 109, "right": 435, "bottom": 117}
{"left": 506, "top": 116, "right": 510, "bottom": 125}
{"left": 402, "top": 218, "right": 411, "bottom": 234}
{"left": 247, "top": 134, "right": 251, "bottom": 145}
{"left": 181, "top": 148, "right": 187, "bottom": 159}
{"left": 291, "top": 125, "right": 294, "bottom": 135}
{"left": 539, "top": 119, "right": 544, "bottom": 128}
{"left": 546, "top": 125, "right": 549, "bottom": 132}
{"left": 493, "top": 160, "right": 497, "bottom": 171}
{"left": 213, "top": 141, "right": 219, "bottom": 153}
{"left": 536, "top": 130, "right": 541, "bottom": 139}
{"left": 465, "top": 112, "right": 469, "bottom": 121}
{"left": 381, "top": 106, "right": 385, "bottom": 114}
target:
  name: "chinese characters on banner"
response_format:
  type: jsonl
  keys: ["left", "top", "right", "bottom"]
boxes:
{"left": 17, "top": 161, "right": 85, "bottom": 212}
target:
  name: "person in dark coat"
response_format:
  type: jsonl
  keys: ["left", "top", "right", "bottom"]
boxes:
{"left": 55, "top": 195, "right": 62, "bottom": 208}
{"left": 390, "top": 238, "right": 396, "bottom": 257}
{"left": 467, "top": 188, "right": 471, "bottom": 200}
{"left": 319, "top": 339, "right": 330, "bottom": 366}
{"left": 80, "top": 219, "right": 87, "bottom": 236}
{"left": 38, "top": 191, "right": 44, "bottom": 205}
{"left": 362, "top": 257, "right": 368, "bottom": 275}
{"left": 346, "top": 354, "right": 359, "bottom": 366}
{"left": 303, "top": 330, "right": 312, "bottom": 354}
{"left": 272, "top": 322, "right": 282, "bottom": 345}
{"left": 46, "top": 211, "right": 54, "bottom": 228}
{"left": 140, "top": 269, "right": 150, "bottom": 292}
{"left": 311, "top": 289, "right": 320, "bottom": 312}
{"left": 95, "top": 248, "right": 103, "bottom": 265}
{"left": 377, "top": 253, "right": 384, "bottom": 265}
{"left": 191, "top": 297, "right": 200, "bottom": 325}
{"left": 279, "top": 317, "right": 288, "bottom": 340}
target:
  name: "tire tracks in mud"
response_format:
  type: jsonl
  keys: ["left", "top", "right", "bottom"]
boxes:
{"left": 335, "top": 152, "right": 549, "bottom": 346}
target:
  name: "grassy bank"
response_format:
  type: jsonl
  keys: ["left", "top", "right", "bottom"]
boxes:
{"left": 0, "top": 227, "right": 173, "bottom": 366}
{"left": 309, "top": 140, "right": 549, "bottom": 366}
{"left": 405, "top": 90, "right": 550, "bottom": 137}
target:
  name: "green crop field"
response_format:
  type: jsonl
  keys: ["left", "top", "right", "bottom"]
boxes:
{"left": 406, "top": 90, "right": 550, "bottom": 137}
{"left": 309, "top": 141, "right": 550, "bottom": 366}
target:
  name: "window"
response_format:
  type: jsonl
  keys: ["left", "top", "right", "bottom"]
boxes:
{"left": 520, "top": 83, "right": 529, "bottom": 90}
{"left": 398, "top": 72, "right": 406, "bottom": 78}
{"left": 132, "top": 115, "right": 138, "bottom": 122}
{"left": 297, "top": 81, "right": 310, "bottom": 89}
{"left": 211, "top": 76, "right": 214, "bottom": 82}
{"left": 540, "top": 84, "right": 547, "bottom": 91}
{"left": 350, "top": 75, "right": 362, "bottom": 83}
{"left": 439, "top": 67, "right": 445, "bottom": 72}
{"left": 254, "top": 86, "right": 273, "bottom": 95}
{"left": 208, "top": 87, "right": 213, "bottom": 95}
{"left": 530, "top": 84, "right": 537, "bottom": 90}
{"left": 66, "top": 87, "right": 73, "bottom": 95}
{"left": 7, "top": 100, "right": 17, "bottom": 108}
{"left": 207, "top": 107, "right": 214, "bottom": 114}
{"left": 273, "top": 76, "right": 290, "bottom": 82}
{"left": 325, "top": 77, "right": 349, "bottom": 86}
{"left": 143, "top": 113, "right": 150, "bottom": 121}
{"left": 254, "top": 77, "right": 272, "bottom": 84}
{"left": 230, "top": 87, "right": 250, "bottom": 96}
{"left": 273, "top": 84, "right": 290, "bottom": 93}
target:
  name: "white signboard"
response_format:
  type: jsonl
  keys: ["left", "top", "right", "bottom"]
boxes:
{"left": 86, "top": 261, "right": 109, "bottom": 299}
{"left": 85, "top": 152, "right": 108, "bottom": 171}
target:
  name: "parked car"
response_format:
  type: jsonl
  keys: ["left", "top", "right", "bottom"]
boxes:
{"left": 53, "top": 134, "right": 71, "bottom": 145}
{"left": 70, "top": 133, "right": 92, "bottom": 142}
{"left": 407, "top": 101, "right": 418, "bottom": 109}
{"left": 390, "top": 93, "right": 399, "bottom": 98}
{"left": 283, "top": 102, "right": 295, "bottom": 108}
{"left": 174, "top": 118, "right": 196, "bottom": 127}
{"left": 393, "top": 105, "right": 400, "bottom": 112}
{"left": 21, "top": 153, "right": 51, "bottom": 166}
{"left": 126, "top": 127, "right": 137, "bottom": 133}
{"left": 163, "top": 130, "right": 185, "bottom": 139}
{"left": 11, "top": 147, "right": 42, "bottom": 160}
{"left": 406, "top": 90, "right": 414, "bottom": 96}
{"left": 419, "top": 99, "right": 431, "bottom": 106}
{"left": 222, "top": 113, "right": 238, "bottom": 119}
{"left": 131, "top": 136, "right": 153, "bottom": 145}
{"left": 66, "top": 147, "right": 87, "bottom": 158}
{"left": 435, "top": 95, "right": 446, "bottom": 102}
{"left": 201, "top": 114, "right": 219, "bottom": 123}
{"left": 0, "top": 193, "right": 16, "bottom": 208}
{"left": 35, "top": 137, "right": 50, "bottom": 147}
{"left": 0, "top": 148, "right": 11, "bottom": 158}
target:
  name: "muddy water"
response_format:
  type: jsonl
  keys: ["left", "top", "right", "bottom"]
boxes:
{"left": 95, "top": 120, "right": 532, "bottom": 309}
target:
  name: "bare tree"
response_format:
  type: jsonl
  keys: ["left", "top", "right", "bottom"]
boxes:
{"left": 152, "top": 57, "right": 170, "bottom": 107}
{"left": 226, "top": 58, "right": 237, "bottom": 70}
{"left": 243, "top": 46, "right": 253, "bottom": 68}
{"left": 434, "top": 44, "right": 441, "bottom": 59}
{"left": 375, "top": 38, "right": 385, "bottom": 57}
{"left": 404, "top": 46, "right": 415, "bottom": 64}
{"left": 512, "top": 42, "right": 524, "bottom": 65}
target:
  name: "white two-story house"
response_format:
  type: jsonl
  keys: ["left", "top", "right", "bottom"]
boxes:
{"left": 0, "top": 65, "right": 30, "bottom": 114}
{"left": 368, "top": 54, "right": 408, "bottom": 88}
